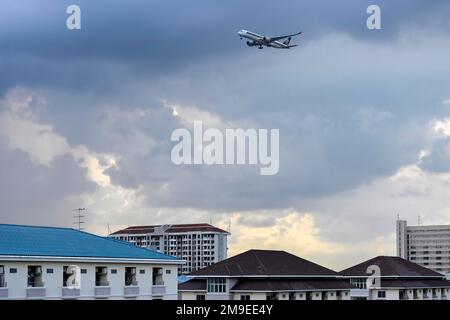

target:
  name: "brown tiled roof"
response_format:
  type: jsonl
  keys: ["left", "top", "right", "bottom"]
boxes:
{"left": 230, "top": 279, "right": 354, "bottom": 291}
{"left": 189, "top": 249, "right": 338, "bottom": 277}
{"left": 110, "top": 223, "right": 228, "bottom": 235}
{"left": 179, "top": 279, "right": 207, "bottom": 291}
{"left": 339, "top": 256, "right": 443, "bottom": 277}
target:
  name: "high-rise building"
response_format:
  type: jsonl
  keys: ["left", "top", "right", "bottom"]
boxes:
{"left": 396, "top": 219, "right": 450, "bottom": 275}
{"left": 109, "top": 223, "right": 229, "bottom": 274}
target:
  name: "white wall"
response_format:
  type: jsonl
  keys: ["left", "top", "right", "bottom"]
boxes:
{"left": 0, "top": 260, "right": 178, "bottom": 300}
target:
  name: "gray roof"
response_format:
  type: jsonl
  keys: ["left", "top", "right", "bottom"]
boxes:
{"left": 340, "top": 256, "right": 443, "bottom": 277}
{"left": 190, "top": 249, "right": 338, "bottom": 277}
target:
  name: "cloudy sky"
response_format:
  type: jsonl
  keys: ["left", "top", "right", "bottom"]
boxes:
{"left": 1, "top": 0, "right": 450, "bottom": 270}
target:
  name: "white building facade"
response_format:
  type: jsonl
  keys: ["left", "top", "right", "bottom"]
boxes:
{"left": 0, "top": 224, "right": 181, "bottom": 300}
{"left": 397, "top": 220, "right": 450, "bottom": 274}
{"left": 109, "top": 223, "right": 229, "bottom": 274}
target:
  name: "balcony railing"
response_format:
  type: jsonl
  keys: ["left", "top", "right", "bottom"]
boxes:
{"left": 124, "top": 286, "right": 140, "bottom": 297}
{"left": 0, "top": 284, "right": 8, "bottom": 299}
{"left": 152, "top": 285, "right": 166, "bottom": 296}
{"left": 26, "top": 287, "right": 46, "bottom": 298}
{"left": 94, "top": 286, "right": 111, "bottom": 298}
{"left": 62, "top": 288, "right": 80, "bottom": 298}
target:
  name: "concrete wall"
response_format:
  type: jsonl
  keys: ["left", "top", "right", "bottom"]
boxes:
{"left": 0, "top": 260, "right": 178, "bottom": 300}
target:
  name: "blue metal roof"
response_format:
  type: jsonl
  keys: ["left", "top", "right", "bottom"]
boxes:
{"left": 0, "top": 224, "right": 178, "bottom": 261}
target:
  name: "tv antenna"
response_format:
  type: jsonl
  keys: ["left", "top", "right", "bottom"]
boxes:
{"left": 73, "top": 208, "right": 86, "bottom": 231}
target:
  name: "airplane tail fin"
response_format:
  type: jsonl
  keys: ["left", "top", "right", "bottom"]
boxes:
{"left": 283, "top": 36, "right": 292, "bottom": 45}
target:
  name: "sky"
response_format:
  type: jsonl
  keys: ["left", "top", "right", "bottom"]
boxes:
{"left": 1, "top": 0, "right": 450, "bottom": 270}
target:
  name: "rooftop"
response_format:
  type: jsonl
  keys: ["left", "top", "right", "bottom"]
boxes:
{"left": 339, "top": 256, "right": 443, "bottom": 277}
{"left": 0, "top": 223, "right": 178, "bottom": 261}
{"left": 189, "top": 249, "right": 338, "bottom": 277}
{"left": 110, "top": 223, "right": 229, "bottom": 235}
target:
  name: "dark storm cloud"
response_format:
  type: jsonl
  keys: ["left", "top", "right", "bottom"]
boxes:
{"left": 1, "top": 0, "right": 449, "bottom": 94}
{"left": 1, "top": 0, "right": 450, "bottom": 225}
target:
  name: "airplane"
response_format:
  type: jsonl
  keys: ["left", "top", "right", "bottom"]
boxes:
{"left": 237, "top": 30, "right": 302, "bottom": 49}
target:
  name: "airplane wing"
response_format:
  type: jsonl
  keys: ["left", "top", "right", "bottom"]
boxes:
{"left": 269, "top": 31, "right": 302, "bottom": 42}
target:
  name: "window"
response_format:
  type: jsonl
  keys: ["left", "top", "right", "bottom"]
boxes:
{"left": 207, "top": 278, "right": 226, "bottom": 293}
{"left": 196, "top": 295, "right": 206, "bottom": 301}
{"left": 139, "top": 269, "right": 145, "bottom": 274}
{"left": 152, "top": 267, "right": 164, "bottom": 286}
{"left": 125, "top": 267, "right": 137, "bottom": 286}
{"left": 0, "top": 265, "right": 5, "bottom": 288}
{"left": 46, "top": 268, "right": 54, "bottom": 274}
{"left": 9, "top": 268, "right": 17, "bottom": 274}
{"left": 111, "top": 269, "right": 117, "bottom": 274}
{"left": 81, "top": 269, "right": 87, "bottom": 274}
{"left": 240, "top": 295, "right": 251, "bottom": 301}
{"left": 27, "top": 266, "right": 43, "bottom": 287}
{"left": 166, "top": 269, "right": 171, "bottom": 274}
{"left": 350, "top": 278, "right": 367, "bottom": 289}
{"left": 377, "top": 291, "right": 386, "bottom": 299}
{"left": 96, "top": 266, "right": 109, "bottom": 287}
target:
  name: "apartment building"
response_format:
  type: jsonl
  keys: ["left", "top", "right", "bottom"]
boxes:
{"left": 340, "top": 256, "right": 450, "bottom": 300}
{"left": 109, "top": 223, "right": 229, "bottom": 274}
{"left": 0, "top": 224, "right": 181, "bottom": 300}
{"left": 179, "top": 249, "right": 353, "bottom": 300}
{"left": 397, "top": 220, "right": 450, "bottom": 274}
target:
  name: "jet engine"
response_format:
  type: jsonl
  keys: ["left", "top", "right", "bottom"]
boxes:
{"left": 246, "top": 41, "right": 256, "bottom": 47}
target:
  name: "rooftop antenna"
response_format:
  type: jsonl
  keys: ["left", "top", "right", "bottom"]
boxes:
{"left": 107, "top": 223, "right": 111, "bottom": 236}
{"left": 418, "top": 214, "right": 421, "bottom": 226}
{"left": 73, "top": 208, "right": 86, "bottom": 231}
{"left": 209, "top": 217, "right": 213, "bottom": 225}
{"left": 228, "top": 220, "right": 231, "bottom": 234}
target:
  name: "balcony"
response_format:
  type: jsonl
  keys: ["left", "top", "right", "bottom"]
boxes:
{"left": 124, "top": 285, "right": 140, "bottom": 297}
{"left": 61, "top": 287, "right": 80, "bottom": 299}
{"left": 152, "top": 284, "right": 166, "bottom": 296}
{"left": 26, "top": 282, "right": 46, "bottom": 298}
{"left": 0, "top": 281, "right": 8, "bottom": 298}
{"left": 94, "top": 281, "right": 111, "bottom": 298}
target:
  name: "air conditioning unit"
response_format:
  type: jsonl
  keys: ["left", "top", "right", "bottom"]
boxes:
{"left": 130, "top": 268, "right": 136, "bottom": 275}
{"left": 100, "top": 267, "right": 107, "bottom": 274}
{"left": 35, "top": 267, "right": 42, "bottom": 274}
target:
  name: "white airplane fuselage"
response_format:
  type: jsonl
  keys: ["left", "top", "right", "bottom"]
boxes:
{"left": 237, "top": 30, "right": 294, "bottom": 49}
